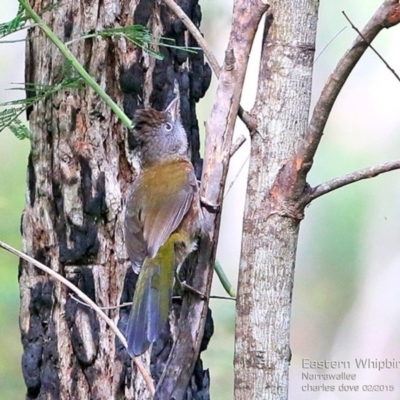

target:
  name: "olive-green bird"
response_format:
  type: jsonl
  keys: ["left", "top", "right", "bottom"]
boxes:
{"left": 124, "top": 96, "right": 204, "bottom": 357}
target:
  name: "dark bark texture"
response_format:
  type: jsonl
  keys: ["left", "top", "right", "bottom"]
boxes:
{"left": 20, "top": 1, "right": 211, "bottom": 399}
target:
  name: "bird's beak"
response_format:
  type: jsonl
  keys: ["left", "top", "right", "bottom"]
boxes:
{"left": 165, "top": 96, "right": 180, "bottom": 122}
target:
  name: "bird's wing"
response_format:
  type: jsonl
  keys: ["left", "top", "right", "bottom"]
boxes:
{"left": 125, "top": 200, "right": 147, "bottom": 273}
{"left": 125, "top": 159, "right": 197, "bottom": 268}
{"left": 140, "top": 160, "right": 197, "bottom": 257}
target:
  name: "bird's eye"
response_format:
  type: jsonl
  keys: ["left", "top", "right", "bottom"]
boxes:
{"left": 165, "top": 122, "right": 173, "bottom": 132}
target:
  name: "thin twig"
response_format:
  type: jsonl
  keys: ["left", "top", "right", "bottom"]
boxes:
{"left": 69, "top": 294, "right": 132, "bottom": 310}
{"left": 18, "top": 0, "right": 132, "bottom": 129}
{"left": 71, "top": 290, "right": 236, "bottom": 311}
{"left": 157, "top": 0, "right": 269, "bottom": 396}
{"left": 224, "top": 154, "right": 249, "bottom": 199}
{"left": 299, "top": 0, "right": 400, "bottom": 182}
{"left": 209, "top": 295, "right": 236, "bottom": 301}
{"left": 314, "top": 26, "right": 347, "bottom": 64}
{"left": 0, "top": 38, "right": 28, "bottom": 43}
{"left": 306, "top": 160, "right": 400, "bottom": 202}
{"left": 171, "top": 294, "right": 236, "bottom": 301}
{"left": 162, "top": 0, "right": 257, "bottom": 136}
{"left": 230, "top": 135, "right": 247, "bottom": 157}
{"left": 0, "top": 239, "right": 155, "bottom": 396}
{"left": 343, "top": 11, "right": 400, "bottom": 83}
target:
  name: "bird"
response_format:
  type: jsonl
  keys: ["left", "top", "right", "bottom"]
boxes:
{"left": 124, "top": 96, "right": 204, "bottom": 357}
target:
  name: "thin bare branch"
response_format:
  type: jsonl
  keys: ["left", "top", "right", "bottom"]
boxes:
{"left": 69, "top": 294, "right": 132, "bottom": 310}
{"left": 0, "top": 239, "right": 155, "bottom": 396}
{"left": 209, "top": 295, "right": 236, "bottom": 301}
{"left": 230, "top": 134, "right": 247, "bottom": 156}
{"left": 224, "top": 154, "right": 249, "bottom": 199}
{"left": 156, "top": 0, "right": 269, "bottom": 397}
{"left": 343, "top": 11, "right": 400, "bottom": 83}
{"left": 162, "top": 0, "right": 257, "bottom": 134}
{"left": 299, "top": 0, "right": 400, "bottom": 181}
{"left": 306, "top": 160, "right": 400, "bottom": 202}
{"left": 314, "top": 26, "right": 347, "bottom": 64}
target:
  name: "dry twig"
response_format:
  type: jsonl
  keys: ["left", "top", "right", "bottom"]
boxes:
{"left": 299, "top": 0, "right": 400, "bottom": 181}
{"left": 343, "top": 11, "right": 400, "bottom": 83}
{"left": 69, "top": 294, "right": 132, "bottom": 310}
{"left": 306, "top": 160, "right": 400, "bottom": 203}
{"left": 155, "top": 0, "right": 269, "bottom": 397}
{"left": 0, "top": 239, "right": 155, "bottom": 397}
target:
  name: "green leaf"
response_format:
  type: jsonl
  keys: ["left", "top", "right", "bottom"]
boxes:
{"left": 0, "top": 77, "right": 85, "bottom": 138}
{"left": 8, "top": 118, "right": 30, "bottom": 140}
{"left": 66, "top": 25, "right": 200, "bottom": 61}
{"left": 0, "top": 108, "right": 29, "bottom": 139}
{"left": 0, "top": 4, "right": 27, "bottom": 39}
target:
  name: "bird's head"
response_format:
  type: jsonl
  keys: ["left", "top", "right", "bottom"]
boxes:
{"left": 133, "top": 97, "right": 188, "bottom": 167}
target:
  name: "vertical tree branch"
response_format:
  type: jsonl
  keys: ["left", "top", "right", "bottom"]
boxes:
{"left": 155, "top": 1, "right": 269, "bottom": 398}
{"left": 20, "top": 0, "right": 210, "bottom": 399}
{"left": 235, "top": 1, "right": 318, "bottom": 398}
{"left": 234, "top": 2, "right": 400, "bottom": 399}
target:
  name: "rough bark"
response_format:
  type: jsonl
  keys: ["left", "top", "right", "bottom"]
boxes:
{"left": 20, "top": 1, "right": 210, "bottom": 399}
{"left": 234, "top": 1, "right": 319, "bottom": 399}
{"left": 154, "top": 0, "right": 268, "bottom": 398}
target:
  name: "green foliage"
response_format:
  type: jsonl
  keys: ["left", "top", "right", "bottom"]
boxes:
{"left": 0, "top": 76, "right": 84, "bottom": 138}
{"left": 0, "top": 110, "right": 30, "bottom": 140}
{"left": 0, "top": 4, "right": 26, "bottom": 39}
{"left": 0, "top": 2, "right": 61, "bottom": 41}
{"left": 0, "top": 1, "right": 200, "bottom": 138}
{"left": 69, "top": 25, "right": 200, "bottom": 60}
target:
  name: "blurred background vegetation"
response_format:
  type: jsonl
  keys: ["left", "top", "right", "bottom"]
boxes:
{"left": 1, "top": 1, "right": 400, "bottom": 399}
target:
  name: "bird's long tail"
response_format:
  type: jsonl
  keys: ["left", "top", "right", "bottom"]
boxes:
{"left": 126, "top": 239, "right": 175, "bottom": 357}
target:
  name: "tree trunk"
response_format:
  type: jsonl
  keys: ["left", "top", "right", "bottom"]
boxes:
{"left": 234, "top": 1, "right": 319, "bottom": 399}
{"left": 20, "top": 1, "right": 210, "bottom": 399}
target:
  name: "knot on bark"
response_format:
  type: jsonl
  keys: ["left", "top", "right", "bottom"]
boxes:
{"left": 269, "top": 198, "right": 305, "bottom": 221}
{"left": 269, "top": 157, "right": 310, "bottom": 220}
{"left": 224, "top": 49, "right": 235, "bottom": 71}
{"left": 384, "top": 4, "right": 400, "bottom": 27}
